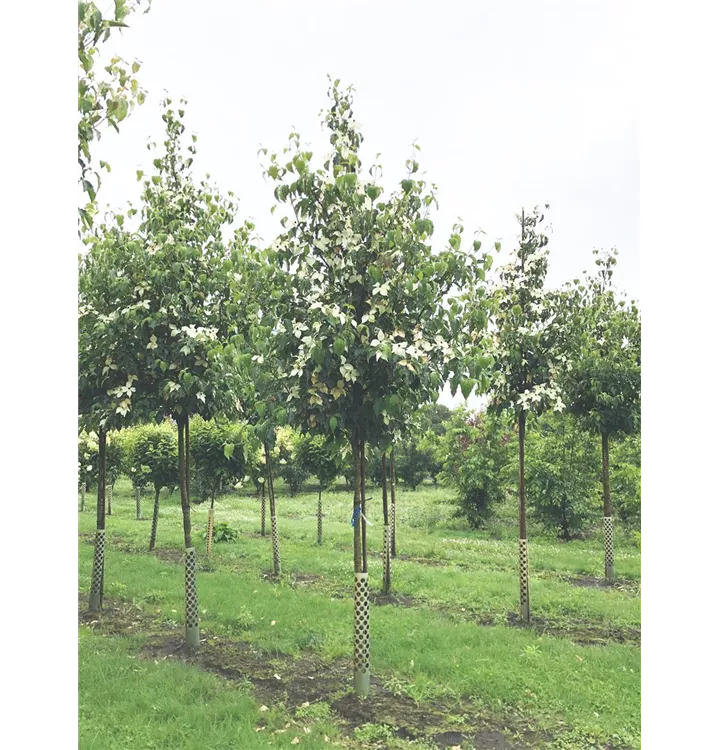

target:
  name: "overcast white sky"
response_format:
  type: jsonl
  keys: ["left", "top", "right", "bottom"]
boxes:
{"left": 91, "top": 0, "right": 639, "bottom": 408}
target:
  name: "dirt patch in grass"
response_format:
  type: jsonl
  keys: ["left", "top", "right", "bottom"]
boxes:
{"left": 397, "top": 554, "right": 461, "bottom": 568}
{"left": 82, "top": 532, "right": 638, "bottom": 649}
{"left": 506, "top": 612, "right": 641, "bottom": 647}
{"left": 293, "top": 573, "right": 321, "bottom": 586}
{"left": 146, "top": 634, "right": 538, "bottom": 749}
{"left": 260, "top": 570, "right": 321, "bottom": 587}
{"left": 369, "top": 592, "right": 417, "bottom": 608}
{"left": 151, "top": 547, "right": 185, "bottom": 565}
{"left": 79, "top": 593, "right": 173, "bottom": 637}
{"left": 565, "top": 575, "right": 636, "bottom": 590}
{"left": 79, "top": 593, "right": 550, "bottom": 749}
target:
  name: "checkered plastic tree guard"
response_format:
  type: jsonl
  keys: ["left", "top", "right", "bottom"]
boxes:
{"left": 81, "top": 483, "right": 86, "bottom": 513}
{"left": 519, "top": 538, "right": 530, "bottom": 621}
{"left": 271, "top": 515, "right": 282, "bottom": 575}
{"left": 317, "top": 496, "right": 323, "bottom": 545}
{"left": 185, "top": 547, "right": 199, "bottom": 645}
{"left": 383, "top": 524, "right": 392, "bottom": 593}
{"left": 89, "top": 528, "right": 106, "bottom": 610}
{"left": 206, "top": 509, "right": 215, "bottom": 555}
{"left": 603, "top": 516, "right": 615, "bottom": 577}
{"left": 135, "top": 487, "right": 142, "bottom": 520}
{"left": 354, "top": 572, "right": 370, "bottom": 691}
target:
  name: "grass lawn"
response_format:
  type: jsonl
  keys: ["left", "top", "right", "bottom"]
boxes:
{"left": 78, "top": 478, "right": 640, "bottom": 749}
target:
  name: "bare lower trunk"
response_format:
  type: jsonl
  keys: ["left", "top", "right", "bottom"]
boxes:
{"left": 518, "top": 411, "right": 530, "bottom": 622}
{"left": 89, "top": 429, "right": 107, "bottom": 612}
{"left": 352, "top": 435, "right": 370, "bottom": 696}
{"left": 601, "top": 432, "right": 615, "bottom": 579}
{"left": 260, "top": 480, "right": 266, "bottom": 537}
{"left": 80, "top": 482, "right": 86, "bottom": 513}
{"left": 317, "top": 487, "right": 323, "bottom": 545}
{"left": 390, "top": 450, "right": 397, "bottom": 558}
{"left": 264, "top": 442, "right": 281, "bottom": 575}
{"left": 107, "top": 482, "right": 112, "bottom": 516}
{"left": 178, "top": 416, "right": 199, "bottom": 647}
{"left": 381, "top": 453, "right": 391, "bottom": 595}
{"left": 149, "top": 487, "right": 160, "bottom": 551}
{"left": 206, "top": 495, "right": 215, "bottom": 556}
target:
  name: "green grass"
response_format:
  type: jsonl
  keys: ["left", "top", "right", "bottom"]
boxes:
{"left": 79, "top": 478, "right": 641, "bottom": 749}
{"left": 79, "top": 628, "right": 343, "bottom": 749}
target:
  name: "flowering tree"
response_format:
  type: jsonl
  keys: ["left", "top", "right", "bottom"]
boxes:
{"left": 561, "top": 249, "right": 641, "bottom": 577}
{"left": 229, "top": 251, "right": 294, "bottom": 574}
{"left": 79, "top": 221, "right": 152, "bottom": 611}
{"left": 130, "top": 100, "right": 248, "bottom": 646}
{"left": 78, "top": 0, "right": 151, "bottom": 229}
{"left": 265, "top": 81, "right": 492, "bottom": 694}
{"left": 486, "top": 206, "right": 566, "bottom": 622}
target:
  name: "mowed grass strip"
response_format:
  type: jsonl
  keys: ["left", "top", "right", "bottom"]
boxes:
{"left": 79, "top": 517, "right": 640, "bottom": 744}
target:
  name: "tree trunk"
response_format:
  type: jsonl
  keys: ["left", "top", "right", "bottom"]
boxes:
{"left": 80, "top": 482, "right": 86, "bottom": 513}
{"left": 135, "top": 486, "right": 142, "bottom": 520}
{"left": 260, "top": 479, "right": 266, "bottom": 536}
{"left": 206, "top": 495, "right": 215, "bottom": 555}
{"left": 381, "top": 453, "right": 391, "bottom": 595}
{"left": 518, "top": 411, "right": 530, "bottom": 622}
{"left": 264, "top": 441, "right": 281, "bottom": 575}
{"left": 352, "top": 435, "right": 370, "bottom": 696}
{"left": 149, "top": 487, "right": 160, "bottom": 551}
{"left": 107, "top": 481, "right": 112, "bottom": 516}
{"left": 89, "top": 429, "right": 107, "bottom": 612}
{"left": 390, "top": 450, "right": 397, "bottom": 558}
{"left": 360, "top": 441, "right": 368, "bottom": 574}
{"left": 317, "top": 487, "right": 323, "bottom": 545}
{"left": 178, "top": 416, "right": 199, "bottom": 647}
{"left": 601, "top": 431, "right": 615, "bottom": 579}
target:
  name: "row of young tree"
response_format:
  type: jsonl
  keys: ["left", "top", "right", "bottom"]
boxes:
{"left": 80, "top": 404, "right": 640, "bottom": 545}
{"left": 79, "top": 11, "right": 640, "bottom": 691}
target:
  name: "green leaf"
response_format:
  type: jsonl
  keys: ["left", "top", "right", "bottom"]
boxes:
{"left": 329, "top": 416, "right": 338, "bottom": 431}
{"left": 460, "top": 379, "right": 476, "bottom": 400}
{"left": 223, "top": 443, "right": 235, "bottom": 459}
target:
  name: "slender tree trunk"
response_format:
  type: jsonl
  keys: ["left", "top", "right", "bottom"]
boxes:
{"left": 360, "top": 441, "right": 368, "bottom": 574}
{"left": 135, "top": 485, "right": 142, "bottom": 520}
{"left": 390, "top": 450, "right": 397, "bottom": 558}
{"left": 149, "top": 487, "right": 160, "bottom": 551}
{"left": 352, "top": 435, "right": 370, "bottom": 695}
{"left": 178, "top": 416, "right": 199, "bottom": 647}
{"left": 80, "top": 482, "right": 86, "bottom": 513}
{"left": 518, "top": 411, "right": 530, "bottom": 622}
{"left": 381, "top": 453, "right": 391, "bottom": 595}
{"left": 89, "top": 429, "right": 107, "bottom": 612}
{"left": 107, "top": 481, "right": 112, "bottom": 516}
{"left": 260, "top": 479, "right": 266, "bottom": 536}
{"left": 601, "top": 431, "right": 615, "bottom": 579}
{"left": 206, "top": 495, "right": 215, "bottom": 555}
{"left": 264, "top": 441, "right": 281, "bottom": 575}
{"left": 317, "top": 487, "right": 323, "bottom": 545}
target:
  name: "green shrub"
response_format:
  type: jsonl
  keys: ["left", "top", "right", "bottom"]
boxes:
{"left": 189, "top": 417, "right": 246, "bottom": 503}
{"left": 78, "top": 430, "right": 127, "bottom": 489}
{"left": 293, "top": 433, "right": 338, "bottom": 490}
{"left": 438, "top": 408, "right": 514, "bottom": 527}
{"left": 525, "top": 413, "right": 602, "bottom": 540}
{"left": 632, "top": 530, "right": 641, "bottom": 550}
{"left": 274, "top": 427, "right": 310, "bottom": 495}
{"left": 125, "top": 422, "right": 178, "bottom": 497}
{"left": 200, "top": 521, "right": 238, "bottom": 543}
{"left": 611, "top": 433, "right": 641, "bottom": 530}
